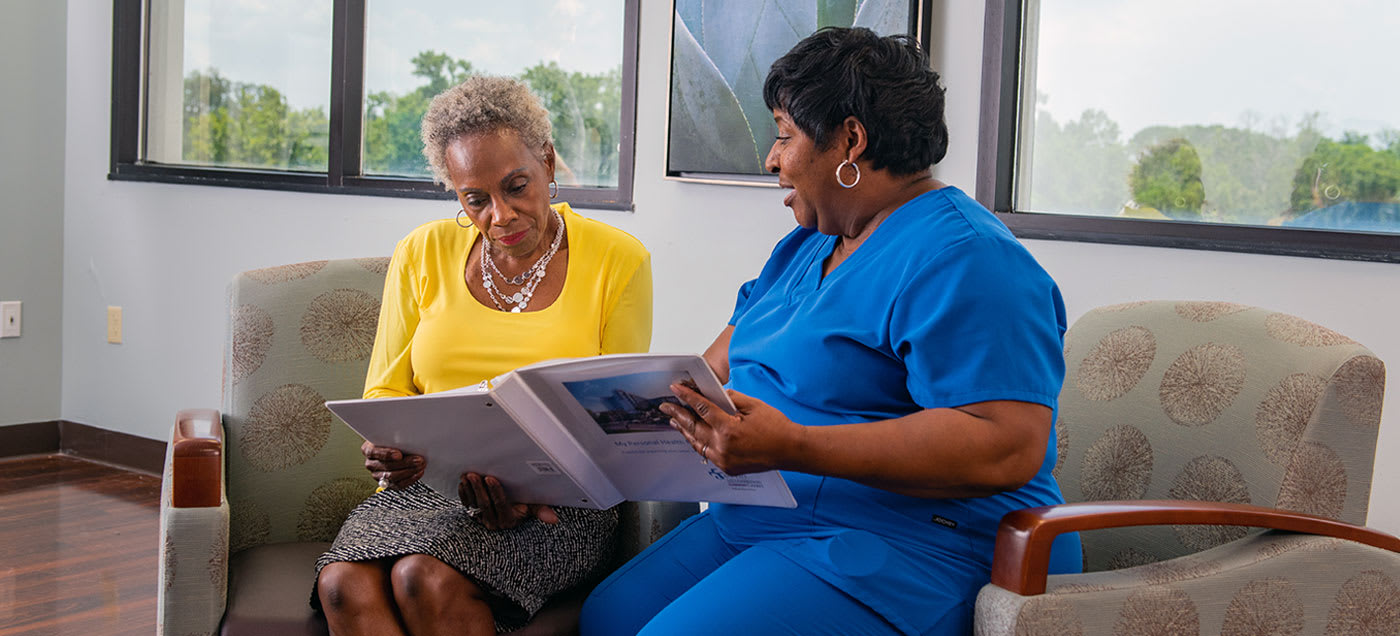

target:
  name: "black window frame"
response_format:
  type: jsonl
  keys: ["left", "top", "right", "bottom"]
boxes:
{"left": 976, "top": 0, "right": 1400, "bottom": 263}
{"left": 108, "top": 0, "right": 641, "bottom": 210}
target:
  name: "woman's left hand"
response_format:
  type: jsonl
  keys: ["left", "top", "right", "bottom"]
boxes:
{"left": 459, "top": 472, "right": 560, "bottom": 531}
{"left": 660, "top": 384, "right": 800, "bottom": 475}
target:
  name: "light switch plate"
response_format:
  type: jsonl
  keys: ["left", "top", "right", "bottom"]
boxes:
{"left": 1, "top": 301, "right": 20, "bottom": 338}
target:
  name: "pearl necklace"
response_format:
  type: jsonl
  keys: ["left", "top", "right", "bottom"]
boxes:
{"left": 480, "top": 210, "right": 564, "bottom": 313}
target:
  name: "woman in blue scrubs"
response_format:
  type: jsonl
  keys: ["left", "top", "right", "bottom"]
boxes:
{"left": 581, "top": 27, "right": 1080, "bottom": 636}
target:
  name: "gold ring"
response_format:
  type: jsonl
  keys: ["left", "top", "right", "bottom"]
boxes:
{"left": 701, "top": 443, "right": 708, "bottom": 464}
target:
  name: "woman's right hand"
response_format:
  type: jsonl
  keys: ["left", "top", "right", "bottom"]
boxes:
{"left": 362, "top": 441, "right": 425, "bottom": 489}
{"left": 458, "top": 472, "right": 559, "bottom": 531}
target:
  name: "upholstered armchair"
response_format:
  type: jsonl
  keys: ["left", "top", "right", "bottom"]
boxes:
{"left": 975, "top": 301, "right": 1399, "bottom": 635}
{"left": 157, "top": 258, "right": 697, "bottom": 636}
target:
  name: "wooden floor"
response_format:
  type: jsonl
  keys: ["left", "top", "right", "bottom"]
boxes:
{"left": 0, "top": 455, "right": 161, "bottom": 635}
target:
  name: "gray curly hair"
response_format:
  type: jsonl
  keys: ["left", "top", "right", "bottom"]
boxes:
{"left": 420, "top": 75, "right": 553, "bottom": 190}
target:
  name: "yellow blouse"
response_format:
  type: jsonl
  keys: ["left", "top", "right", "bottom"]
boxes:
{"left": 363, "top": 203, "right": 652, "bottom": 398}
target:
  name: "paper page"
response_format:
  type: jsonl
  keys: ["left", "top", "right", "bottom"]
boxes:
{"left": 489, "top": 375, "right": 625, "bottom": 509}
{"left": 325, "top": 388, "right": 605, "bottom": 508}
{"left": 514, "top": 353, "right": 797, "bottom": 508}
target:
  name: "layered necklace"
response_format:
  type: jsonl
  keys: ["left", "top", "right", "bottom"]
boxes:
{"left": 480, "top": 209, "right": 564, "bottom": 313}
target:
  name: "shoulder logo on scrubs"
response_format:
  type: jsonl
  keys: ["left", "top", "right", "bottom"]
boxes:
{"left": 930, "top": 515, "right": 958, "bottom": 529}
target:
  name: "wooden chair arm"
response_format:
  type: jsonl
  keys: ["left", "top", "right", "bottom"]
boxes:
{"left": 990, "top": 499, "right": 1400, "bottom": 596}
{"left": 171, "top": 408, "right": 223, "bottom": 508}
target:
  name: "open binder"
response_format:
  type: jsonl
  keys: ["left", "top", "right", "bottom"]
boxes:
{"left": 326, "top": 353, "right": 796, "bottom": 509}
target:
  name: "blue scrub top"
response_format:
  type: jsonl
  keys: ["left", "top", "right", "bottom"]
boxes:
{"left": 713, "top": 186, "right": 1080, "bottom": 634}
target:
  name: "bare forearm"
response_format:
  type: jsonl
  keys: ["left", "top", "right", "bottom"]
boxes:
{"left": 703, "top": 326, "right": 734, "bottom": 384}
{"left": 780, "top": 404, "right": 1051, "bottom": 499}
{"left": 664, "top": 384, "right": 1052, "bottom": 500}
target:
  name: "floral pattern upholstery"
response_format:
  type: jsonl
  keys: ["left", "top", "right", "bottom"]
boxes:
{"left": 974, "top": 301, "right": 1395, "bottom": 636}
{"left": 158, "top": 258, "right": 694, "bottom": 636}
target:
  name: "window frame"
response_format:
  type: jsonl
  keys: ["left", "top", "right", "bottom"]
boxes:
{"left": 975, "top": 0, "right": 1400, "bottom": 263}
{"left": 108, "top": 0, "right": 641, "bottom": 210}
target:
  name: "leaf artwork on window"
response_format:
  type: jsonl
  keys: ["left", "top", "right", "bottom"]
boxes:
{"left": 667, "top": 0, "right": 911, "bottom": 177}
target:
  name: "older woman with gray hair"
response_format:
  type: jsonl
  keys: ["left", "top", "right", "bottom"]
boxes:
{"left": 313, "top": 76, "right": 652, "bottom": 636}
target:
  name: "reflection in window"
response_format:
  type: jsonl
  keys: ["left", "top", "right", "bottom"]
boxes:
{"left": 362, "top": 1, "right": 626, "bottom": 189}
{"left": 146, "top": 0, "right": 332, "bottom": 172}
{"left": 1018, "top": 1, "right": 1400, "bottom": 235}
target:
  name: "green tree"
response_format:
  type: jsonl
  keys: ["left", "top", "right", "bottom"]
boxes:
{"left": 1127, "top": 118, "right": 1323, "bottom": 224}
{"left": 524, "top": 62, "right": 622, "bottom": 187}
{"left": 181, "top": 51, "right": 625, "bottom": 185}
{"left": 1128, "top": 138, "right": 1205, "bottom": 218}
{"left": 182, "top": 69, "right": 327, "bottom": 170}
{"left": 1289, "top": 135, "right": 1400, "bottom": 214}
{"left": 1381, "top": 128, "right": 1400, "bottom": 158}
{"left": 1027, "top": 107, "right": 1129, "bottom": 215}
{"left": 361, "top": 50, "right": 623, "bottom": 187}
{"left": 363, "top": 50, "right": 475, "bottom": 177}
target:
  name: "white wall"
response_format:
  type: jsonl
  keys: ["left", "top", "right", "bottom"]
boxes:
{"left": 64, "top": 1, "right": 1398, "bottom": 532}
{"left": 0, "top": 0, "right": 66, "bottom": 425}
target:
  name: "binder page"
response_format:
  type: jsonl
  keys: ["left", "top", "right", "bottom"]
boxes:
{"left": 325, "top": 388, "right": 602, "bottom": 508}
{"left": 514, "top": 353, "right": 796, "bottom": 508}
{"left": 488, "top": 376, "right": 625, "bottom": 509}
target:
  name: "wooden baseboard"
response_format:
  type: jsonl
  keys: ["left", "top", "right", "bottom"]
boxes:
{"left": 0, "top": 421, "right": 62, "bottom": 458}
{"left": 0, "top": 420, "right": 166, "bottom": 475}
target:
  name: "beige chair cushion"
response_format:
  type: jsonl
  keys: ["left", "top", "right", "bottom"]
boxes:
{"left": 976, "top": 532, "right": 1400, "bottom": 635}
{"left": 974, "top": 301, "right": 1394, "bottom": 635}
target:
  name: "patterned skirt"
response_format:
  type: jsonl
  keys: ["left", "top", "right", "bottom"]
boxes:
{"left": 313, "top": 483, "right": 618, "bottom": 633}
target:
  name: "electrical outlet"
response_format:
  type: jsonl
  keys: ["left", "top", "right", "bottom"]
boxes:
{"left": 107, "top": 306, "right": 123, "bottom": 344}
{"left": 1, "top": 301, "right": 20, "bottom": 338}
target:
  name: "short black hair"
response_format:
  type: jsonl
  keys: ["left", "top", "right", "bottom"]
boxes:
{"left": 763, "top": 27, "right": 948, "bottom": 174}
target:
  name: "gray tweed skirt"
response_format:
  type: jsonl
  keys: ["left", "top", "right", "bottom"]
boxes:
{"left": 313, "top": 483, "right": 618, "bottom": 633}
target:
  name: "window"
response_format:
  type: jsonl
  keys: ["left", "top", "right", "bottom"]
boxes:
{"left": 978, "top": 0, "right": 1400, "bottom": 262}
{"left": 110, "top": 0, "right": 640, "bottom": 210}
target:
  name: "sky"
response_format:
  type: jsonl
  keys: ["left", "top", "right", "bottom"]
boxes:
{"left": 179, "top": 0, "right": 624, "bottom": 111}
{"left": 1031, "top": 0, "right": 1398, "bottom": 141}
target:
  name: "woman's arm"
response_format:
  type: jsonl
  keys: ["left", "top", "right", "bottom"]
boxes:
{"left": 702, "top": 326, "right": 734, "bottom": 384}
{"left": 361, "top": 238, "right": 427, "bottom": 489}
{"left": 599, "top": 254, "right": 653, "bottom": 354}
{"left": 789, "top": 399, "right": 1051, "bottom": 497}
{"left": 363, "top": 239, "right": 423, "bottom": 398}
{"left": 663, "top": 386, "right": 1051, "bottom": 499}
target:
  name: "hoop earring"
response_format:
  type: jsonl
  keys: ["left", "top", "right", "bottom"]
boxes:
{"left": 548, "top": 180, "right": 559, "bottom": 199}
{"left": 455, "top": 209, "right": 471, "bottom": 229}
{"left": 836, "top": 160, "right": 861, "bottom": 189}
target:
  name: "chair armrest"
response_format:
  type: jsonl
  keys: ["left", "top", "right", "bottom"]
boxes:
{"left": 615, "top": 501, "right": 699, "bottom": 562}
{"left": 158, "top": 500, "right": 230, "bottom": 636}
{"left": 990, "top": 499, "right": 1400, "bottom": 596}
{"left": 172, "top": 408, "right": 223, "bottom": 508}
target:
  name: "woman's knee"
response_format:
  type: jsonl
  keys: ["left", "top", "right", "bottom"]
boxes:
{"left": 390, "top": 554, "right": 480, "bottom": 606}
{"left": 317, "top": 562, "right": 383, "bottom": 613}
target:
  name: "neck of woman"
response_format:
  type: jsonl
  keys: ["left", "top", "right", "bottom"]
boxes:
{"left": 837, "top": 171, "right": 942, "bottom": 251}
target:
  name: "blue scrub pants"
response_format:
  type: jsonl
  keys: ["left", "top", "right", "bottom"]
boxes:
{"left": 580, "top": 513, "right": 933, "bottom": 636}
